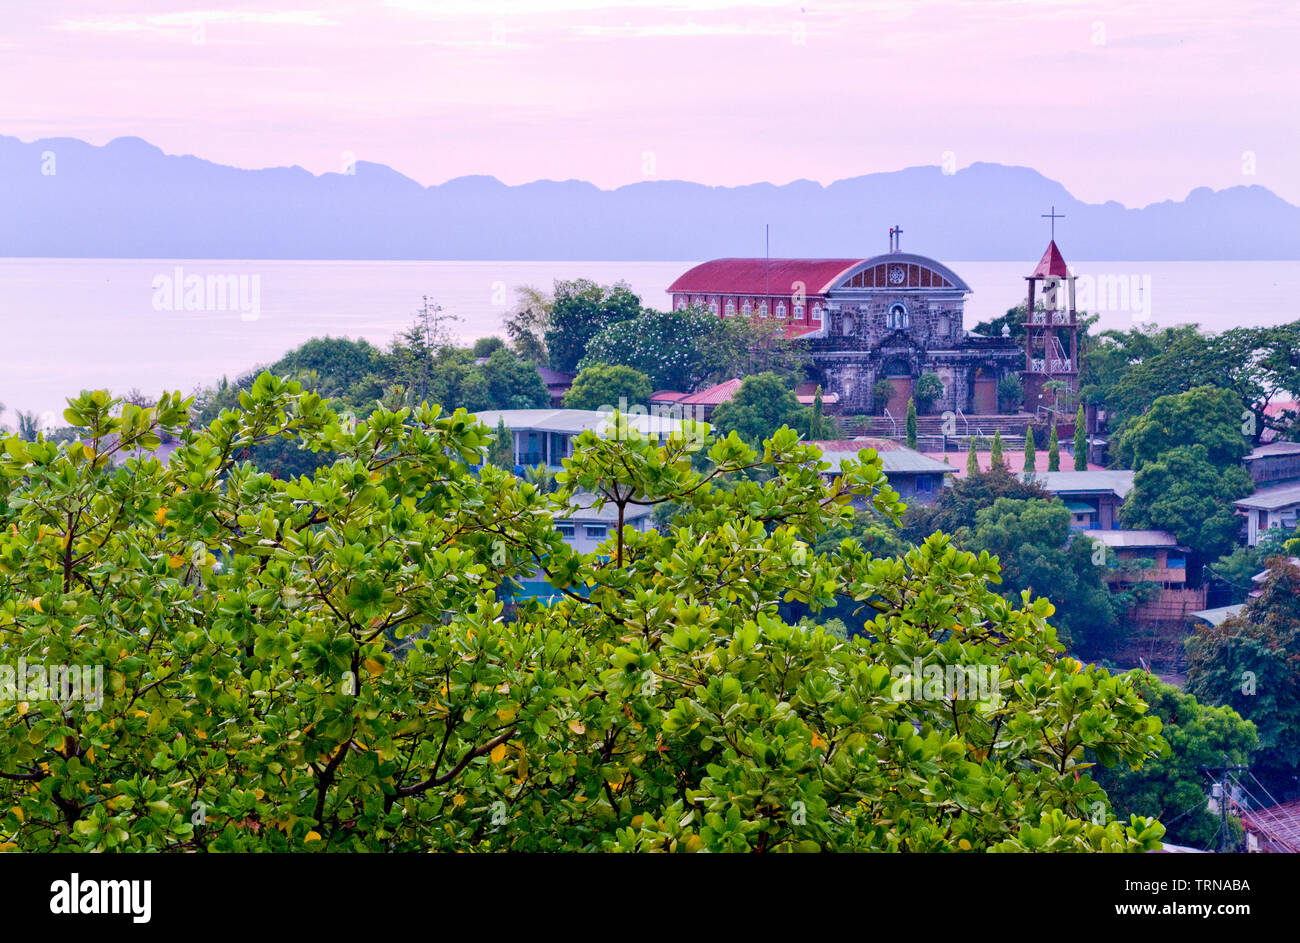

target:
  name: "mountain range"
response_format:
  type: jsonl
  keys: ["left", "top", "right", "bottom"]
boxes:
{"left": 3, "top": 134, "right": 1297, "bottom": 260}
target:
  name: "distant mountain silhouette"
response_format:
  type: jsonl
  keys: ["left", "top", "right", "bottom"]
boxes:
{"left": 3, "top": 134, "right": 1297, "bottom": 260}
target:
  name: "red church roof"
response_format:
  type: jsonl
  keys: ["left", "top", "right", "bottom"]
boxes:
{"left": 668, "top": 258, "right": 863, "bottom": 297}
{"left": 1031, "top": 241, "right": 1070, "bottom": 278}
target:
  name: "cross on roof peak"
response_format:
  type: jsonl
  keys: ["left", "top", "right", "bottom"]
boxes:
{"left": 1042, "top": 205, "right": 1065, "bottom": 240}
{"left": 889, "top": 225, "right": 904, "bottom": 252}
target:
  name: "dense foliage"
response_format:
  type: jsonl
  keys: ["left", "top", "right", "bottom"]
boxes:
{"left": 0, "top": 382, "right": 1166, "bottom": 852}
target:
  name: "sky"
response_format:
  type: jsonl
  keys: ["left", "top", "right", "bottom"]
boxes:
{"left": 3, "top": 0, "right": 1299, "bottom": 207}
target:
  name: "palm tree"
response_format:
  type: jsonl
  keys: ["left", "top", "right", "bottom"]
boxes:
{"left": 16, "top": 411, "right": 41, "bottom": 443}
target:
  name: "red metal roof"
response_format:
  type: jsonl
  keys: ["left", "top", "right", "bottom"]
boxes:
{"left": 679, "top": 378, "right": 743, "bottom": 406}
{"left": 1031, "top": 241, "right": 1070, "bottom": 278}
{"left": 667, "top": 258, "right": 863, "bottom": 297}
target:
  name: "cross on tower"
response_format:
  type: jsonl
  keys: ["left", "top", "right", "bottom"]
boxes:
{"left": 889, "top": 225, "right": 904, "bottom": 252}
{"left": 1041, "top": 205, "right": 1064, "bottom": 240}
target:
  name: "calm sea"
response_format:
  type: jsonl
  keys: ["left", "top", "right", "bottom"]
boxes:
{"left": 2, "top": 258, "right": 1296, "bottom": 422}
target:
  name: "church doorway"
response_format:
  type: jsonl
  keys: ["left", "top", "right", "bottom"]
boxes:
{"left": 880, "top": 359, "right": 913, "bottom": 418}
{"left": 971, "top": 367, "right": 998, "bottom": 415}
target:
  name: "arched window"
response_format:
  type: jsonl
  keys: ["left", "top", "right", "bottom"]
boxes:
{"left": 793, "top": 303, "right": 804, "bottom": 320}
{"left": 676, "top": 298, "right": 687, "bottom": 311}
{"left": 742, "top": 300, "right": 752, "bottom": 315}
{"left": 887, "top": 302, "right": 909, "bottom": 329}
{"left": 776, "top": 301, "right": 787, "bottom": 319}
{"left": 724, "top": 299, "right": 735, "bottom": 317}
{"left": 812, "top": 302, "right": 822, "bottom": 321}
{"left": 759, "top": 301, "right": 769, "bottom": 317}
{"left": 709, "top": 301, "right": 719, "bottom": 316}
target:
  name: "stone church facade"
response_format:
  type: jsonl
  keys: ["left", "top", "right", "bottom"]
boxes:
{"left": 668, "top": 242, "right": 1024, "bottom": 416}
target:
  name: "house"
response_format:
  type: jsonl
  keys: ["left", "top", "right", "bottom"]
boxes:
{"left": 1240, "top": 798, "right": 1300, "bottom": 853}
{"left": 805, "top": 438, "right": 954, "bottom": 504}
{"left": 537, "top": 367, "right": 576, "bottom": 407}
{"left": 1243, "top": 440, "right": 1300, "bottom": 487}
{"left": 1234, "top": 482, "right": 1300, "bottom": 546}
{"left": 556, "top": 492, "right": 654, "bottom": 554}
{"left": 474, "top": 408, "right": 688, "bottom": 471}
{"left": 648, "top": 378, "right": 742, "bottom": 421}
{"left": 1087, "top": 529, "right": 1206, "bottom": 622}
{"left": 1030, "top": 470, "right": 1135, "bottom": 530}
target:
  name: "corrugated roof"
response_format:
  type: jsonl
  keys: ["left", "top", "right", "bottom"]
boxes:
{"left": 1234, "top": 481, "right": 1300, "bottom": 510}
{"left": 808, "top": 439, "right": 955, "bottom": 475}
{"left": 678, "top": 378, "right": 742, "bottom": 406}
{"left": 1240, "top": 798, "right": 1300, "bottom": 853}
{"left": 1245, "top": 440, "right": 1300, "bottom": 460}
{"left": 1030, "top": 470, "right": 1136, "bottom": 498}
{"left": 925, "top": 452, "right": 1107, "bottom": 478}
{"left": 558, "top": 492, "right": 652, "bottom": 523}
{"left": 1088, "top": 529, "right": 1184, "bottom": 549}
{"left": 1189, "top": 605, "right": 1244, "bottom": 627}
{"left": 667, "top": 258, "right": 862, "bottom": 296}
{"left": 473, "top": 408, "right": 685, "bottom": 437}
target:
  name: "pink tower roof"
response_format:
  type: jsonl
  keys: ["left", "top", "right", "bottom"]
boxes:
{"left": 1031, "top": 240, "right": 1070, "bottom": 278}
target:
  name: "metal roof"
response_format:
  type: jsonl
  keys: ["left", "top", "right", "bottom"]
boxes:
{"left": 1189, "top": 605, "right": 1245, "bottom": 627}
{"left": 1029, "top": 470, "right": 1135, "bottom": 498}
{"left": 558, "top": 493, "right": 653, "bottom": 523}
{"left": 808, "top": 439, "right": 955, "bottom": 475}
{"left": 473, "top": 408, "right": 686, "bottom": 438}
{"left": 678, "top": 378, "right": 742, "bottom": 406}
{"left": 1087, "top": 529, "right": 1184, "bottom": 549}
{"left": 1245, "top": 440, "right": 1300, "bottom": 460}
{"left": 1234, "top": 481, "right": 1300, "bottom": 510}
{"left": 667, "top": 258, "right": 862, "bottom": 296}
{"left": 1031, "top": 240, "right": 1071, "bottom": 278}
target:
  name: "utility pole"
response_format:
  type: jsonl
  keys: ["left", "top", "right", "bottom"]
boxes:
{"left": 1202, "top": 754, "right": 1249, "bottom": 853}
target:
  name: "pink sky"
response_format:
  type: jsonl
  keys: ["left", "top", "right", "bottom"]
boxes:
{"left": 4, "top": 0, "right": 1298, "bottom": 206}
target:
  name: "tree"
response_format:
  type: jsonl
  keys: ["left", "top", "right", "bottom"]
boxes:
{"left": 1092, "top": 673, "right": 1257, "bottom": 850}
{"left": 913, "top": 373, "right": 943, "bottom": 414}
{"left": 544, "top": 279, "right": 643, "bottom": 372}
{"left": 481, "top": 347, "right": 550, "bottom": 410}
{"left": 872, "top": 378, "right": 897, "bottom": 415}
{"left": 503, "top": 285, "right": 553, "bottom": 367}
{"left": 472, "top": 336, "right": 507, "bottom": 359}
{"left": 905, "top": 398, "right": 918, "bottom": 449}
{"left": 579, "top": 307, "right": 721, "bottom": 392}
{"left": 966, "top": 438, "right": 979, "bottom": 477}
{"left": 807, "top": 386, "right": 833, "bottom": 440}
{"left": 1112, "top": 386, "right": 1249, "bottom": 472}
{"left": 15, "top": 411, "right": 40, "bottom": 443}
{"left": 1074, "top": 405, "right": 1088, "bottom": 470}
{"left": 1120, "top": 444, "right": 1254, "bottom": 559}
{"left": 903, "top": 463, "right": 1049, "bottom": 542}
{"left": 710, "top": 372, "right": 807, "bottom": 445}
{"left": 490, "top": 417, "right": 515, "bottom": 467}
{"left": 1023, "top": 426, "right": 1037, "bottom": 473}
{"left": 997, "top": 374, "right": 1023, "bottom": 413}
{"left": 1186, "top": 561, "right": 1300, "bottom": 796}
{"left": 1047, "top": 424, "right": 1060, "bottom": 471}
{"left": 703, "top": 308, "right": 809, "bottom": 383}
{"left": 563, "top": 363, "right": 653, "bottom": 411}
{"left": 0, "top": 381, "right": 1166, "bottom": 852}
{"left": 990, "top": 430, "right": 1005, "bottom": 469}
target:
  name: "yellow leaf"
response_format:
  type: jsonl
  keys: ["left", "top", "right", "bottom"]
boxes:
{"left": 452, "top": 794, "right": 466, "bottom": 807}
{"left": 364, "top": 658, "right": 384, "bottom": 678}
{"left": 155, "top": 507, "right": 168, "bottom": 525}
{"left": 29, "top": 597, "right": 42, "bottom": 614}
{"left": 958, "top": 838, "right": 972, "bottom": 850}
{"left": 11, "top": 806, "right": 24, "bottom": 823}
{"left": 684, "top": 835, "right": 703, "bottom": 853}
{"left": 16, "top": 702, "right": 27, "bottom": 717}
{"left": 168, "top": 554, "right": 185, "bottom": 568}
{"left": 490, "top": 743, "right": 507, "bottom": 763}
{"left": 304, "top": 830, "right": 322, "bottom": 843}
{"left": 193, "top": 729, "right": 207, "bottom": 739}
{"left": 82, "top": 444, "right": 95, "bottom": 461}
{"left": 496, "top": 706, "right": 516, "bottom": 722}
{"left": 810, "top": 731, "right": 827, "bottom": 750}
{"left": 567, "top": 719, "right": 586, "bottom": 735}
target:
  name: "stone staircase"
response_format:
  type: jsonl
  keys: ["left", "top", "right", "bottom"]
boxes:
{"left": 841, "top": 413, "right": 1038, "bottom": 441}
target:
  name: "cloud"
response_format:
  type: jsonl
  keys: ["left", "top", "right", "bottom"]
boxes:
{"left": 59, "top": 10, "right": 337, "bottom": 34}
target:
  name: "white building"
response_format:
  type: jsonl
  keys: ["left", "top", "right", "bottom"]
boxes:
{"left": 1234, "top": 482, "right": 1300, "bottom": 546}
{"left": 474, "top": 408, "right": 689, "bottom": 470}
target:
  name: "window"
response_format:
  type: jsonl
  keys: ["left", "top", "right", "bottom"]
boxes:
{"left": 676, "top": 298, "right": 687, "bottom": 311}
{"left": 812, "top": 302, "right": 822, "bottom": 321}
{"left": 742, "top": 300, "right": 752, "bottom": 315}
{"left": 759, "top": 301, "right": 768, "bottom": 317}
{"left": 842, "top": 316, "right": 854, "bottom": 336}
{"left": 915, "top": 475, "right": 934, "bottom": 493}
{"left": 776, "top": 301, "right": 786, "bottom": 319}
{"left": 887, "top": 302, "right": 909, "bottom": 329}
{"left": 793, "top": 304, "right": 804, "bottom": 319}
{"left": 725, "top": 300, "right": 735, "bottom": 316}
{"left": 584, "top": 524, "right": 608, "bottom": 539}
{"left": 1166, "top": 553, "right": 1186, "bottom": 570}
{"left": 556, "top": 523, "right": 575, "bottom": 539}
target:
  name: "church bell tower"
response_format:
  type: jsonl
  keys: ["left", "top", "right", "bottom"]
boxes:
{"left": 1022, "top": 207, "right": 1079, "bottom": 415}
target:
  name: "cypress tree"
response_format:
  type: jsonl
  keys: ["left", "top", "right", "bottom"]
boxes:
{"left": 966, "top": 437, "right": 979, "bottom": 477}
{"left": 1074, "top": 405, "right": 1088, "bottom": 470}
{"left": 905, "top": 397, "right": 918, "bottom": 450}
{"left": 809, "top": 386, "right": 825, "bottom": 439}
{"left": 1047, "top": 423, "right": 1060, "bottom": 471}
{"left": 990, "top": 430, "right": 1005, "bottom": 469}
{"left": 1023, "top": 426, "right": 1037, "bottom": 473}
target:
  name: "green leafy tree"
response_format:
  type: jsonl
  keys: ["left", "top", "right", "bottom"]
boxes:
{"left": 873, "top": 379, "right": 897, "bottom": 415}
{"left": 1074, "top": 406, "right": 1088, "bottom": 470}
{"left": 490, "top": 417, "right": 515, "bottom": 467}
{"left": 481, "top": 347, "right": 550, "bottom": 410}
{"left": 913, "top": 373, "right": 944, "bottom": 415}
{"left": 0, "top": 383, "right": 1166, "bottom": 852}
{"left": 503, "top": 285, "right": 553, "bottom": 367}
{"left": 1092, "top": 673, "right": 1257, "bottom": 850}
{"left": 997, "top": 374, "right": 1023, "bottom": 414}
{"left": 579, "top": 307, "right": 721, "bottom": 392}
{"left": 903, "top": 464, "right": 1049, "bottom": 541}
{"left": 1023, "top": 426, "right": 1037, "bottom": 473}
{"left": 1186, "top": 561, "right": 1300, "bottom": 796}
{"left": 1047, "top": 424, "right": 1060, "bottom": 471}
{"left": 545, "top": 280, "right": 643, "bottom": 372}
{"left": 710, "top": 373, "right": 807, "bottom": 446}
{"left": 563, "top": 363, "right": 653, "bottom": 412}
{"left": 905, "top": 398, "right": 918, "bottom": 449}
{"left": 1120, "top": 444, "right": 1253, "bottom": 559}
{"left": 703, "top": 309, "right": 809, "bottom": 383}
{"left": 472, "top": 336, "right": 507, "bottom": 359}
{"left": 1112, "top": 386, "right": 1249, "bottom": 472}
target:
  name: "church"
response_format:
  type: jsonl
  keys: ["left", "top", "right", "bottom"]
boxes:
{"left": 667, "top": 227, "right": 1079, "bottom": 418}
